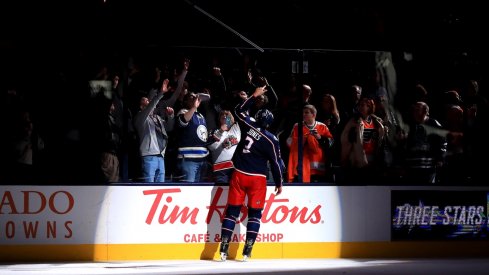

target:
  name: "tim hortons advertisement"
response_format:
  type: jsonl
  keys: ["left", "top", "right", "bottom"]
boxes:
{"left": 0, "top": 186, "right": 341, "bottom": 244}
{"left": 391, "top": 190, "right": 489, "bottom": 240}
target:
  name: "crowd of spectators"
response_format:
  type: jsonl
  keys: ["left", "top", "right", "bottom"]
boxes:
{"left": 1, "top": 48, "right": 487, "bottom": 186}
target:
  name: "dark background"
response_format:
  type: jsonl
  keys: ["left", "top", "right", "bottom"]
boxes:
{"left": 2, "top": 1, "right": 487, "bottom": 93}
{"left": 1, "top": 1, "right": 487, "bottom": 184}
{"left": 1, "top": 1, "right": 487, "bottom": 53}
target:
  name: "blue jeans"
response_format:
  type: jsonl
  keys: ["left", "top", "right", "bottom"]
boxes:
{"left": 213, "top": 168, "right": 233, "bottom": 185}
{"left": 177, "top": 158, "right": 207, "bottom": 183}
{"left": 141, "top": 155, "right": 165, "bottom": 182}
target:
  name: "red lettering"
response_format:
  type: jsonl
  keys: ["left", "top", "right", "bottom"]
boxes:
{"left": 1, "top": 190, "right": 74, "bottom": 215}
{"left": 308, "top": 206, "right": 322, "bottom": 224}
{"left": 23, "top": 191, "right": 46, "bottom": 214}
{"left": 205, "top": 187, "right": 248, "bottom": 224}
{"left": 261, "top": 193, "right": 322, "bottom": 224}
{"left": 206, "top": 187, "right": 226, "bottom": 223}
{"left": 6, "top": 221, "right": 15, "bottom": 238}
{"left": 287, "top": 205, "right": 322, "bottom": 224}
{"left": 198, "top": 234, "right": 205, "bottom": 242}
{"left": 23, "top": 221, "right": 39, "bottom": 238}
{"left": 183, "top": 233, "right": 210, "bottom": 243}
{"left": 158, "top": 203, "right": 198, "bottom": 224}
{"left": 262, "top": 193, "right": 288, "bottom": 223}
{"left": 144, "top": 188, "right": 181, "bottom": 224}
{"left": 64, "top": 221, "right": 73, "bottom": 238}
{"left": 144, "top": 188, "right": 198, "bottom": 225}
{"left": 270, "top": 205, "right": 288, "bottom": 223}
{"left": 49, "top": 191, "right": 74, "bottom": 214}
{"left": 277, "top": 233, "right": 283, "bottom": 242}
{"left": 143, "top": 187, "right": 322, "bottom": 226}
{"left": 254, "top": 233, "right": 284, "bottom": 243}
{"left": 0, "top": 191, "right": 18, "bottom": 214}
{"left": 47, "top": 221, "right": 56, "bottom": 238}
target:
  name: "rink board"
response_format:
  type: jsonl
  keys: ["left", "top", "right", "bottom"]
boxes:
{"left": 1, "top": 185, "right": 489, "bottom": 261}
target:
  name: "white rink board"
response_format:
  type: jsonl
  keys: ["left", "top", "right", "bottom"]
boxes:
{"left": 2, "top": 185, "right": 486, "bottom": 245}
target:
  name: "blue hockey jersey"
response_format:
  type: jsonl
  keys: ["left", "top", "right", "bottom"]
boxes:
{"left": 232, "top": 96, "right": 284, "bottom": 188}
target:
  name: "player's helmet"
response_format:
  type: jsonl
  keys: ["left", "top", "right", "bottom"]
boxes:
{"left": 254, "top": 109, "right": 274, "bottom": 129}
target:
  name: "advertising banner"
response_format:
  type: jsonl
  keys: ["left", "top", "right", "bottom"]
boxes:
{"left": 0, "top": 185, "right": 345, "bottom": 245}
{"left": 391, "top": 190, "right": 489, "bottom": 240}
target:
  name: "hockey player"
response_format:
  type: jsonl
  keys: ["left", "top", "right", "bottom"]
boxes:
{"left": 219, "top": 85, "right": 285, "bottom": 261}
